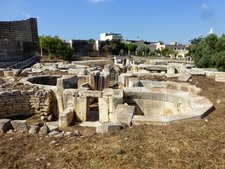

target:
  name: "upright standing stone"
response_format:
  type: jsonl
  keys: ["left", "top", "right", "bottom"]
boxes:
{"left": 115, "top": 104, "right": 135, "bottom": 127}
{"left": 99, "top": 98, "right": 109, "bottom": 123}
{"left": 167, "top": 65, "right": 175, "bottom": 74}
{"left": 74, "top": 96, "right": 88, "bottom": 122}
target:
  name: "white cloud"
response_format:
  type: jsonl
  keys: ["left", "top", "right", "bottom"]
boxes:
{"left": 201, "top": 3, "right": 208, "bottom": 10}
{"left": 200, "top": 3, "right": 214, "bottom": 21}
{"left": 88, "top": 0, "right": 112, "bottom": 3}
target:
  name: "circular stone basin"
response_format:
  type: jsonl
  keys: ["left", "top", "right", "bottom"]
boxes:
{"left": 26, "top": 75, "right": 61, "bottom": 86}
{"left": 124, "top": 80, "right": 214, "bottom": 125}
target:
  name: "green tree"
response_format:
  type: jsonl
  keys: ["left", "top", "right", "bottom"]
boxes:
{"left": 145, "top": 47, "right": 150, "bottom": 56}
{"left": 56, "top": 44, "right": 73, "bottom": 60}
{"left": 188, "top": 34, "right": 225, "bottom": 69}
{"left": 103, "top": 40, "right": 124, "bottom": 55}
{"left": 137, "top": 47, "right": 145, "bottom": 56}
{"left": 205, "top": 34, "right": 218, "bottom": 52}
{"left": 161, "top": 48, "right": 173, "bottom": 57}
{"left": 215, "top": 34, "right": 225, "bottom": 52}
{"left": 189, "top": 36, "right": 204, "bottom": 44}
{"left": 124, "top": 43, "right": 137, "bottom": 55}
{"left": 39, "top": 35, "right": 73, "bottom": 61}
{"left": 155, "top": 49, "right": 161, "bottom": 56}
{"left": 149, "top": 51, "right": 157, "bottom": 57}
{"left": 213, "top": 51, "right": 225, "bottom": 71}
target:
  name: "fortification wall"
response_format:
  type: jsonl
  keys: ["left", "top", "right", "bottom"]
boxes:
{"left": 0, "top": 40, "right": 24, "bottom": 62}
{"left": 0, "top": 18, "right": 39, "bottom": 63}
{"left": 0, "top": 18, "right": 38, "bottom": 42}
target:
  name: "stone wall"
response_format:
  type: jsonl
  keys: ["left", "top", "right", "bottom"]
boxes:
{"left": 0, "top": 18, "right": 38, "bottom": 42}
{"left": 0, "top": 88, "right": 54, "bottom": 120}
{"left": 0, "top": 40, "right": 24, "bottom": 62}
{"left": 0, "top": 40, "right": 38, "bottom": 63}
{"left": 30, "top": 89, "right": 55, "bottom": 121}
{"left": 70, "top": 40, "right": 95, "bottom": 57}
{"left": 0, "top": 18, "right": 39, "bottom": 64}
{"left": 0, "top": 90, "right": 31, "bottom": 118}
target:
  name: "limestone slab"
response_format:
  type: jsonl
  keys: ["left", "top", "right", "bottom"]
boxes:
{"left": 11, "top": 120, "right": 28, "bottom": 132}
{"left": 115, "top": 104, "right": 135, "bottom": 127}
{"left": 178, "top": 74, "right": 192, "bottom": 82}
{"left": 99, "top": 98, "right": 109, "bottom": 123}
{"left": 46, "top": 121, "right": 59, "bottom": 131}
{"left": 74, "top": 96, "right": 88, "bottom": 122}
{"left": 96, "top": 123, "right": 122, "bottom": 134}
{"left": 29, "top": 125, "right": 39, "bottom": 134}
{"left": 39, "top": 124, "right": 50, "bottom": 134}
{"left": 59, "top": 107, "right": 74, "bottom": 129}
{"left": 215, "top": 72, "right": 225, "bottom": 82}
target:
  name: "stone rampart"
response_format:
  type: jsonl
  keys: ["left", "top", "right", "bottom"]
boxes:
{"left": 0, "top": 18, "right": 38, "bottom": 42}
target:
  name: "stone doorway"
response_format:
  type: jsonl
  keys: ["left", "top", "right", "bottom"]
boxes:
{"left": 87, "top": 97, "right": 99, "bottom": 122}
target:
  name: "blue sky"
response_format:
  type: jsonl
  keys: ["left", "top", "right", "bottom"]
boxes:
{"left": 1, "top": 0, "right": 225, "bottom": 43}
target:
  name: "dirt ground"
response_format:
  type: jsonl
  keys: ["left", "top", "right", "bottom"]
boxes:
{"left": 0, "top": 76, "right": 225, "bottom": 169}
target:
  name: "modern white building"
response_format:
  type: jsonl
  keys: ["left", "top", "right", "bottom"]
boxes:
{"left": 155, "top": 41, "right": 189, "bottom": 58}
{"left": 155, "top": 41, "right": 166, "bottom": 51}
{"left": 100, "top": 32, "right": 123, "bottom": 41}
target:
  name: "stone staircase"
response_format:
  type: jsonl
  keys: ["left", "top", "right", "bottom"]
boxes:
{"left": 8, "top": 56, "right": 39, "bottom": 69}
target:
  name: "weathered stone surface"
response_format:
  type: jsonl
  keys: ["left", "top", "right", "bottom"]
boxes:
{"left": 12, "top": 90, "right": 21, "bottom": 96}
{"left": 59, "top": 107, "right": 74, "bottom": 129}
{"left": 178, "top": 74, "right": 192, "bottom": 82}
{"left": 96, "top": 123, "right": 122, "bottom": 134}
{"left": 78, "top": 121, "right": 101, "bottom": 127}
{"left": 115, "top": 104, "right": 135, "bottom": 127}
{"left": 46, "top": 122, "right": 59, "bottom": 131}
{"left": 64, "top": 131, "right": 73, "bottom": 137}
{"left": 215, "top": 72, "right": 225, "bottom": 82}
{"left": 47, "top": 114, "right": 54, "bottom": 121}
{"left": 11, "top": 120, "right": 28, "bottom": 132}
{"left": 74, "top": 130, "right": 81, "bottom": 136}
{"left": 81, "top": 90, "right": 102, "bottom": 98}
{"left": 167, "top": 65, "right": 176, "bottom": 74}
{"left": 99, "top": 98, "right": 109, "bottom": 123}
{"left": 48, "top": 130, "right": 60, "bottom": 136}
{"left": 29, "top": 125, "right": 39, "bottom": 134}
{"left": 0, "top": 91, "right": 11, "bottom": 97}
{"left": 118, "top": 73, "right": 132, "bottom": 87}
{"left": 62, "top": 89, "right": 78, "bottom": 109}
{"left": 39, "top": 124, "right": 50, "bottom": 135}
{"left": 49, "top": 140, "right": 59, "bottom": 145}
{"left": 20, "top": 68, "right": 30, "bottom": 76}
{"left": 0, "top": 69, "right": 4, "bottom": 77}
{"left": 0, "top": 119, "right": 12, "bottom": 133}
{"left": 74, "top": 96, "right": 88, "bottom": 122}
{"left": 190, "top": 69, "right": 205, "bottom": 76}
{"left": 7, "top": 78, "right": 15, "bottom": 85}
{"left": 3, "top": 70, "right": 13, "bottom": 77}
{"left": 40, "top": 115, "right": 47, "bottom": 121}
{"left": 31, "top": 89, "right": 53, "bottom": 116}
{"left": 0, "top": 77, "right": 5, "bottom": 85}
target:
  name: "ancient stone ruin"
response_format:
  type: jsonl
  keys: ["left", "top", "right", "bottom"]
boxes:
{"left": 0, "top": 56, "right": 217, "bottom": 134}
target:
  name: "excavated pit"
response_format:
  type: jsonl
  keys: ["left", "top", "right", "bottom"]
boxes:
{"left": 26, "top": 75, "right": 61, "bottom": 86}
